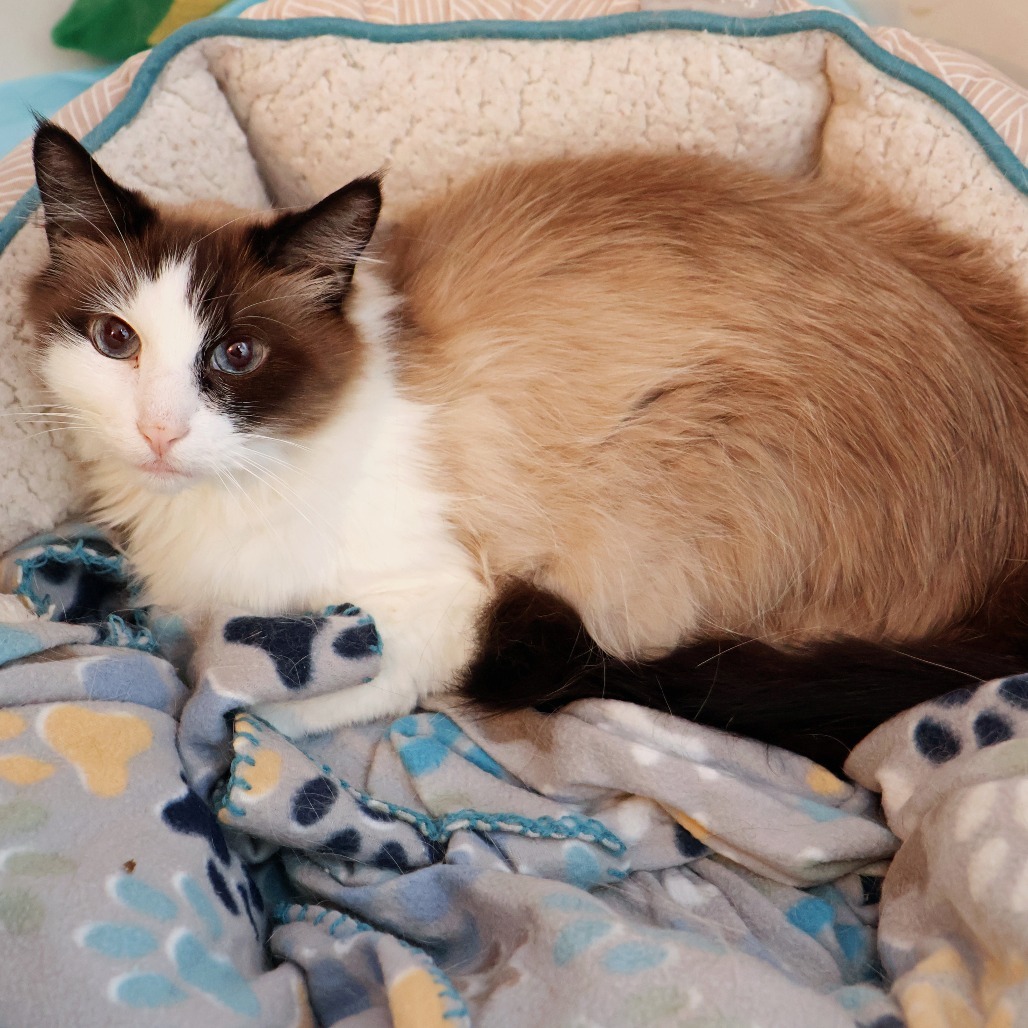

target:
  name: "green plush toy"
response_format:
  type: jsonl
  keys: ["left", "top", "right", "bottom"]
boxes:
{"left": 52, "top": 0, "right": 227, "bottom": 62}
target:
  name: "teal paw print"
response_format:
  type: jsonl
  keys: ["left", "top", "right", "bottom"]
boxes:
{"left": 390, "top": 712, "right": 510, "bottom": 780}
{"left": 79, "top": 873, "right": 260, "bottom": 1016}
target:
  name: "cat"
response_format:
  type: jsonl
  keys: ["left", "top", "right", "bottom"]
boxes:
{"left": 24, "top": 121, "right": 1028, "bottom": 771}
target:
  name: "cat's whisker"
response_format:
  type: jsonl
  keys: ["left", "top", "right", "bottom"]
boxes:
{"left": 234, "top": 451, "right": 320, "bottom": 506}
{"left": 191, "top": 203, "right": 311, "bottom": 248}
{"left": 7, "top": 401, "right": 83, "bottom": 410}
{"left": 245, "top": 433, "right": 315, "bottom": 454}
{"left": 18, "top": 426, "right": 94, "bottom": 442}
{"left": 87, "top": 162, "right": 145, "bottom": 286}
{"left": 232, "top": 291, "right": 324, "bottom": 317}
{"left": 238, "top": 313, "right": 291, "bottom": 330}
{"left": 41, "top": 196, "right": 138, "bottom": 288}
{"left": 13, "top": 408, "right": 89, "bottom": 418}
{"left": 213, "top": 465, "right": 286, "bottom": 550}
{"left": 230, "top": 454, "right": 322, "bottom": 532}
{"left": 219, "top": 461, "right": 298, "bottom": 548}
{"left": 9, "top": 422, "right": 88, "bottom": 433}
{"left": 0, "top": 411, "right": 88, "bottom": 420}
{"left": 240, "top": 445, "right": 323, "bottom": 487}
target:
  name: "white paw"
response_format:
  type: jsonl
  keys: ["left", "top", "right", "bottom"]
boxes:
{"left": 250, "top": 675, "right": 422, "bottom": 740}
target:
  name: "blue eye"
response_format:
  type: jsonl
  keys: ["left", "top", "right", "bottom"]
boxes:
{"left": 211, "top": 338, "right": 266, "bottom": 375}
{"left": 91, "top": 315, "right": 139, "bottom": 360}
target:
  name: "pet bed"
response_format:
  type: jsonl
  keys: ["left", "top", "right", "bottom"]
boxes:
{"left": 0, "top": 2, "right": 1026, "bottom": 1025}
{"left": 0, "top": 0, "right": 262, "bottom": 159}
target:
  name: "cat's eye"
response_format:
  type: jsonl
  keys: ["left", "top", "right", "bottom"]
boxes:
{"left": 211, "top": 338, "right": 266, "bottom": 376}
{"left": 90, "top": 315, "right": 140, "bottom": 360}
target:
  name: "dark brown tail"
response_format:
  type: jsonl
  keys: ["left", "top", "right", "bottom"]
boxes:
{"left": 460, "top": 583, "right": 1028, "bottom": 775}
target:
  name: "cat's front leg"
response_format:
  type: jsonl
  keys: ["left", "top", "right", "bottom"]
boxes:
{"left": 251, "top": 572, "right": 490, "bottom": 738}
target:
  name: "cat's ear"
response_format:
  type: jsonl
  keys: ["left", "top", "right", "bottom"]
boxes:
{"left": 255, "top": 176, "right": 382, "bottom": 305}
{"left": 32, "top": 120, "right": 153, "bottom": 249}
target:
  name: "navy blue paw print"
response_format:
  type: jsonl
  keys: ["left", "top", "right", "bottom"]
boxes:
{"left": 999, "top": 674, "right": 1028, "bottom": 710}
{"left": 224, "top": 615, "right": 325, "bottom": 689}
{"left": 163, "top": 780, "right": 231, "bottom": 865}
{"left": 673, "top": 823, "right": 708, "bottom": 860}
{"left": 162, "top": 780, "right": 261, "bottom": 937}
{"left": 370, "top": 841, "right": 415, "bottom": 873}
{"left": 223, "top": 610, "right": 381, "bottom": 690}
{"left": 913, "top": 717, "right": 961, "bottom": 764}
{"left": 332, "top": 619, "right": 382, "bottom": 659}
{"left": 291, "top": 776, "right": 339, "bottom": 827}
{"left": 973, "top": 710, "right": 1014, "bottom": 747}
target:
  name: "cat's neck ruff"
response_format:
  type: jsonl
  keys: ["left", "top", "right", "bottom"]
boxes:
{"left": 84, "top": 267, "right": 463, "bottom": 619}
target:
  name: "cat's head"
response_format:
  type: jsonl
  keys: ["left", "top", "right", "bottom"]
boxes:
{"left": 25, "top": 122, "right": 381, "bottom": 494}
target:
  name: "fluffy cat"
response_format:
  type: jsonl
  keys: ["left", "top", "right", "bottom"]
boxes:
{"left": 24, "top": 122, "right": 1028, "bottom": 771}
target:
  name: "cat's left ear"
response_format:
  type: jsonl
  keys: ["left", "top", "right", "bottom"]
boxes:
{"left": 255, "top": 176, "right": 382, "bottom": 306}
{"left": 32, "top": 120, "right": 153, "bottom": 248}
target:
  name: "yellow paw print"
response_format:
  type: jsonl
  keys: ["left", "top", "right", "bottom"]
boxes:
{"left": 0, "top": 712, "right": 55, "bottom": 786}
{"left": 0, "top": 706, "right": 152, "bottom": 797}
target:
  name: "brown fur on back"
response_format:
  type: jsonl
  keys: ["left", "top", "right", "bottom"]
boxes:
{"left": 384, "top": 151, "right": 1028, "bottom": 656}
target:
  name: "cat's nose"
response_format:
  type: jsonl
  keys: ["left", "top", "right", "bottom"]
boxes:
{"left": 138, "top": 422, "right": 188, "bottom": 459}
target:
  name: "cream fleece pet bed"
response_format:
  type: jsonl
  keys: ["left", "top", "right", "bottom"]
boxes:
{"left": 0, "top": 4, "right": 1027, "bottom": 1025}
{"left": 0, "top": 0, "right": 1025, "bottom": 552}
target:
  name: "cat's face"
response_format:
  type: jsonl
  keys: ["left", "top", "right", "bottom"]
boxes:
{"left": 26, "top": 123, "right": 381, "bottom": 493}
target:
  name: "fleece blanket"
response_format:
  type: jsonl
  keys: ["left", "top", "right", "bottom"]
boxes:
{"left": 6, "top": 526, "right": 1028, "bottom": 1028}
{"left": 0, "top": 3, "right": 1027, "bottom": 1026}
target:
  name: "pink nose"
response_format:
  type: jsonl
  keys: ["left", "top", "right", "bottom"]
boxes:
{"left": 138, "top": 422, "right": 188, "bottom": 459}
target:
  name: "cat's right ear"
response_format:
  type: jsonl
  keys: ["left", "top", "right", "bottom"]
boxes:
{"left": 32, "top": 120, "right": 153, "bottom": 249}
{"left": 252, "top": 176, "right": 382, "bottom": 307}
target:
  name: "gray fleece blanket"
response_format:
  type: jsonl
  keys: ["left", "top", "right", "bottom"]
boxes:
{"left": 0, "top": 527, "right": 1026, "bottom": 1027}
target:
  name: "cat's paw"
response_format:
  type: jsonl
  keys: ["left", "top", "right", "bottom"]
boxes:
{"left": 250, "top": 676, "right": 422, "bottom": 740}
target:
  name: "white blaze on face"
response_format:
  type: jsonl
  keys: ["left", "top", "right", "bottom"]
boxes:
{"left": 119, "top": 259, "right": 203, "bottom": 444}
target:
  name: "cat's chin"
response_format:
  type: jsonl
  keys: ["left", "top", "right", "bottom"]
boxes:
{"left": 134, "top": 462, "right": 197, "bottom": 493}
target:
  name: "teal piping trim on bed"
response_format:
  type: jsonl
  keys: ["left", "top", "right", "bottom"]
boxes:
{"left": 1, "top": 8, "right": 1025, "bottom": 254}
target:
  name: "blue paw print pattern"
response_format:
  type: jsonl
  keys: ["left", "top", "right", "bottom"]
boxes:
{"left": 80, "top": 651, "right": 186, "bottom": 715}
{"left": 543, "top": 891, "right": 674, "bottom": 976}
{"left": 223, "top": 615, "right": 325, "bottom": 690}
{"left": 14, "top": 534, "right": 131, "bottom": 625}
{"left": 913, "top": 674, "right": 1028, "bottom": 766}
{"left": 285, "top": 773, "right": 439, "bottom": 872}
{"left": 389, "top": 712, "right": 510, "bottom": 782}
{"left": 785, "top": 889, "right": 873, "bottom": 977}
{"left": 222, "top": 606, "right": 381, "bottom": 692}
{"left": 80, "top": 872, "right": 260, "bottom": 1016}
{"left": 162, "top": 780, "right": 263, "bottom": 938}
{"left": 215, "top": 716, "right": 450, "bottom": 872}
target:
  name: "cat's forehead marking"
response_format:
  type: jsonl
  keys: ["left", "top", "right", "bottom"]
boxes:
{"left": 119, "top": 257, "right": 206, "bottom": 370}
